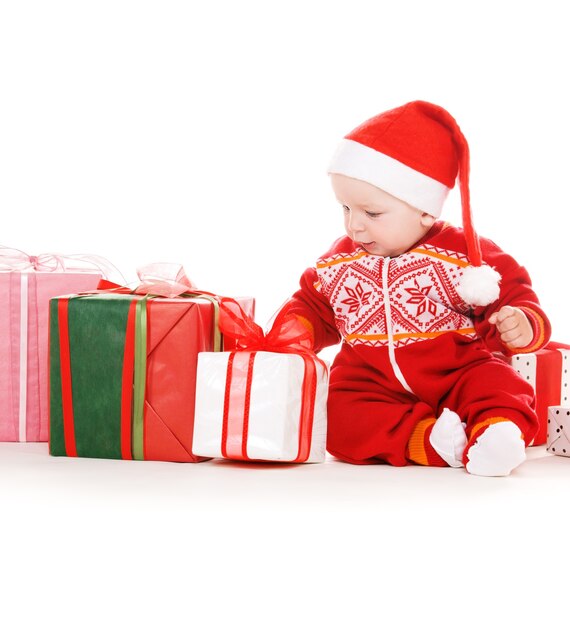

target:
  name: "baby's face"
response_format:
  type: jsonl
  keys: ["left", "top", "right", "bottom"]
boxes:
{"left": 331, "top": 174, "right": 435, "bottom": 257}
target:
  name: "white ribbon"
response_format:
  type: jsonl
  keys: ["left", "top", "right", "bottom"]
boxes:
{"left": 19, "top": 274, "right": 28, "bottom": 442}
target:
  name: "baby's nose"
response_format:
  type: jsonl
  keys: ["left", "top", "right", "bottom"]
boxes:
{"left": 348, "top": 212, "right": 365, "bottom": 232}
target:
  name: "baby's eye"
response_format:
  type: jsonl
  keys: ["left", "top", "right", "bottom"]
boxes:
{"left": 342, "top": 205, "right": 350, "bottom": 212}
{"left": 366, "top": 211, "right": 382, "bottom": 218}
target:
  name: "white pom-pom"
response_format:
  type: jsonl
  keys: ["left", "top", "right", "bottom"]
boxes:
{"left": 456, "top": 264, "right": 501, "bottom": 307}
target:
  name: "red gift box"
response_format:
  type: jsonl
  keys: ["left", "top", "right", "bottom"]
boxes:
{"left": 49, "top": 264, "right": 255, "bottom": 462}
{"left": 50, "top": 294, "right": 221, "bottom": 461}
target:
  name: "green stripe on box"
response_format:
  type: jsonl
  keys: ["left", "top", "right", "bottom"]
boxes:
{"left": 132, "top": 297, "right": 148, "bottom": 461}
{"left": 68, "top": 296, "right": 132, "bottom": 459}
{"left": 49, "top": 298, "right": 65, "bottom": 456}
{"left": 49, "top": 295, "right": 134, "bottom": 459}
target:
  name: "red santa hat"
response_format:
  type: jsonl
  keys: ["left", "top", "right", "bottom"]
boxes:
{"left": 327, "top": 100, "right": 500, "bottom": 307}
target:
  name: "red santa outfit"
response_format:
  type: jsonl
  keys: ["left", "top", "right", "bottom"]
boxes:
{"left": 287, "top": 221, "right": 550, "bottom": 465}
{"left": 284, "top": 101, "right": 551, "bottom": 468}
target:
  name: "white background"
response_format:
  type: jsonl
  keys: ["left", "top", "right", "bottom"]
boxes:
{"left": 1, "top": 1, "right": 569, "bottom": 624}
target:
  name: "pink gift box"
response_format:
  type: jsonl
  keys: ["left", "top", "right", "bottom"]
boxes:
{"left": 1, "top": 271, "right": 101, "bottom": 441}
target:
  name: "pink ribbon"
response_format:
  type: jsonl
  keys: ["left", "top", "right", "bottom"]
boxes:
{"left": 0, "top": 244, "right": 124, "bottom": 282}
{"left": 0, "top": 246, "right": 64, "bottom": 272}
{"left": 134, "top": 263, "right": 197, "bottom": 298}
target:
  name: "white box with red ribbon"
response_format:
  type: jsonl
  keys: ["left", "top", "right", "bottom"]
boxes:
{"left": 192, "top": 298, "right": 329, "bottom": 463}
{"left": 193, "top": 351, "right": 328, "bottom": 462}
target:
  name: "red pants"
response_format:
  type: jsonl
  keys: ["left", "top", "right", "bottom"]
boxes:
{"left": 326, "top": 333, "right": 538, "bottom": 465}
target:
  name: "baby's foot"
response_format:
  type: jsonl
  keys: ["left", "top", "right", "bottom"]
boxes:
{"left": 429, "top": 408, "right": 467, "bottom": 468}
{"left": 465, "top": 421, "right": 526, "bottom": 477}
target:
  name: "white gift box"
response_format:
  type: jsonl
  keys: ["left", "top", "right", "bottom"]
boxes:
{"left": 192, "top": 351, "right": 328, "bottom": 462}
{"left": 547, "top": 406, "right": 570, "bottom": 457}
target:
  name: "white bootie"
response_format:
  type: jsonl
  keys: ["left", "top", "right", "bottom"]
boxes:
{"left": 429, "top": 408, "right": 467, "bottom": 468}
{"left": 465, "top": 421, "right": 526, "bottom": 477}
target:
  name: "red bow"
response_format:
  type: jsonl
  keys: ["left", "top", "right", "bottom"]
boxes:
{"left": 218, "top": 298, "right": 324, "bottom": 463}
{"left": 219, "top": 298, "right": 315, "bottom": 355}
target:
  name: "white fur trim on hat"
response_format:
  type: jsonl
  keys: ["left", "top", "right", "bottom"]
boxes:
{"left": 327, "top": 138, "right": 450, "bottom": 217}
{"left": 456, "top": 264, "right": 501, "bottom": 307}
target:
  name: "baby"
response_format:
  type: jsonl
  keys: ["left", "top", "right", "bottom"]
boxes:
{"left": 285, "top": 101, "right": 551, "bottom": 476}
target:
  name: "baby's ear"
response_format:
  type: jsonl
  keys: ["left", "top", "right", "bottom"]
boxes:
{"left": 420, "top": 212, "right": 436, "bottom": 228}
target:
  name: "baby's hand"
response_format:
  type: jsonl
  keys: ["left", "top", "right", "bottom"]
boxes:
{"left": 488, "top": 306, "right": 533, "bottom": 349}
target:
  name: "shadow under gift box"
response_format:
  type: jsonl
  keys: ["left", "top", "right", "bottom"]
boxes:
{"left": 48, "top": 293, "right": 253, "bottom": 462}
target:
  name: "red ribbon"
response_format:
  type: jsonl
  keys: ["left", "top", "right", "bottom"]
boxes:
{"left": 57, "top": 298, "right": 77, "bottom": 457}
{"left": 545, "top": 341, "right": 570, "bottom": 351}
{"left": 534, "top": 349, "right": 563, "bottom": 446}
{"left": 218, "top": 298, "right": 316, "bottom": 356}
{"left": 218, "top": 298, "right": 323, "bottom": 463}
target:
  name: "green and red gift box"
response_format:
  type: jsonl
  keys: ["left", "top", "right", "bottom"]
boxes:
{"left": 49, "top": 287, "right": 254, "bottom": 462}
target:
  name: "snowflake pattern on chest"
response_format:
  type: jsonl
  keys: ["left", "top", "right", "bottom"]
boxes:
{"left": 315, "top": 246, "right": 476, "bottom": 347}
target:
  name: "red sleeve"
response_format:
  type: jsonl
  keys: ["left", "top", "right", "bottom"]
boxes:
{"left": 472, "top": 237, "right": 551, "bottom": 355}
{"left": 284, "top": 266, "right": 341, "bottom": 353}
